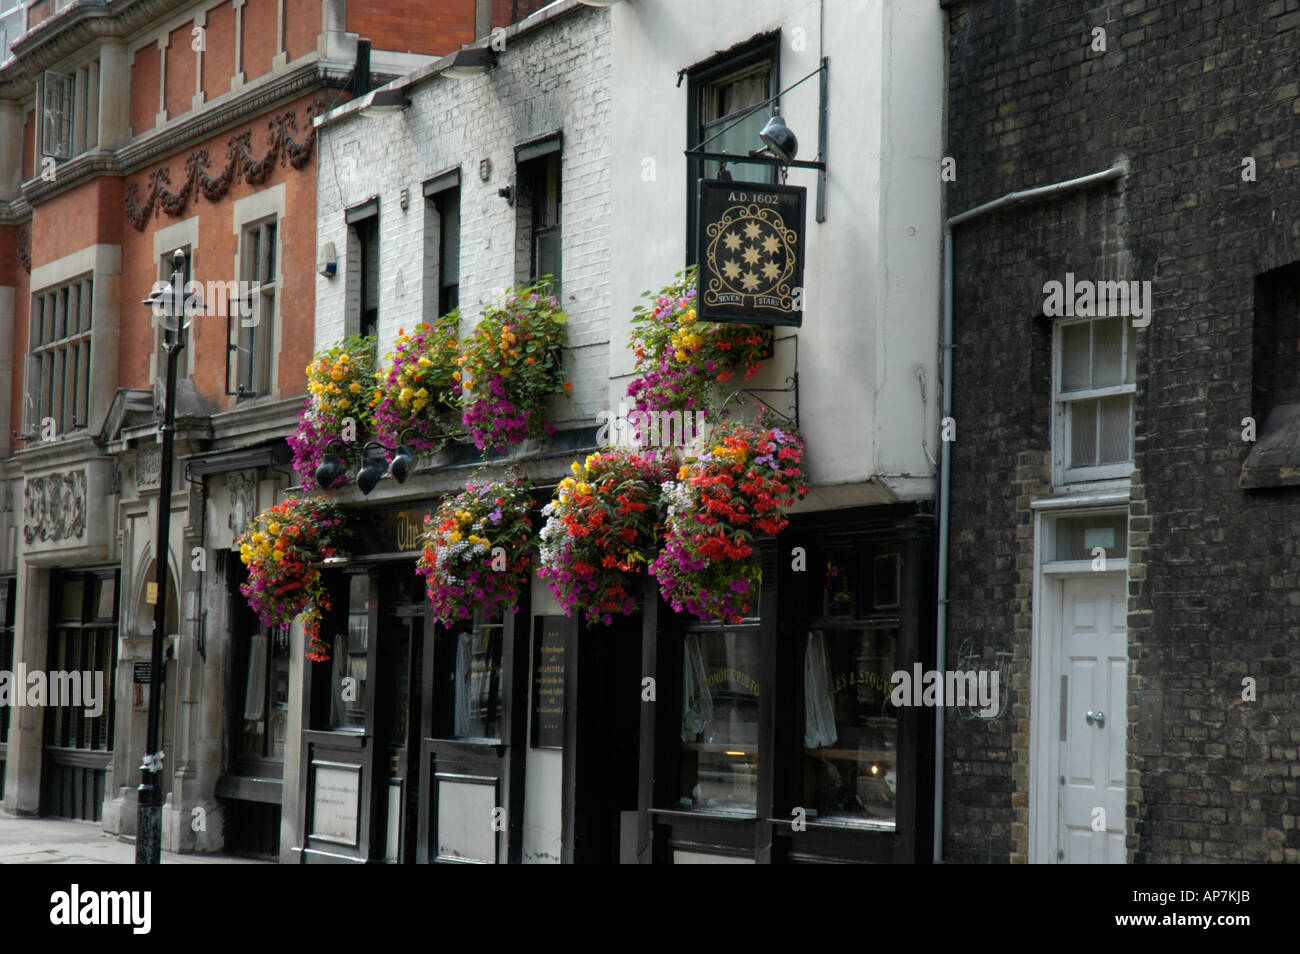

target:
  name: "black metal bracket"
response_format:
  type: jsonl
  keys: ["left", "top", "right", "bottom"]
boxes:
{"left": 717, "top": 334, "right": 800, "bottom": 428}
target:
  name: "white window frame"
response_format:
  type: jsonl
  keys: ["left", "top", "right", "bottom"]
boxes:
{"left": 235, "top": 216, "right": 278, "bottom": 398}
{"left": 38, "top": 59, "right": 99, "bottom": 164}
{"left": 1052, "top": 315, "right": 1137, "bottom": 486}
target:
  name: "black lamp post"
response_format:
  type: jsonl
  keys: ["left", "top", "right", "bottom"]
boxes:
{"left": 135, "top": 248, "right": 197, "bottom": 864}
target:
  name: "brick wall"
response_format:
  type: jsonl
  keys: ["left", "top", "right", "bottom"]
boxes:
{"left": 347, "top": 0, "right": 477, "bottom": 55}
{"left": 130, "top": 42, "right": 159, "bottom": 136}
{"left": 166, "top": 24, "right": 197, "bottom": 119}
{"left": 944, "top": 0, "right": 1300, "bottom": 863}
{"left": 317, "top": 5, "right": 611, "bottom": 429}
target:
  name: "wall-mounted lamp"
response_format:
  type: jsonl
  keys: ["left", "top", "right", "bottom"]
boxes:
{"left": 758, "top": 113, "right": 798, "bottom": 164}
{"left": 497, "top": 183, "right": 514, "bottom": 205}
{"left": 443, "top": 46, "right": 498, "bottom": 78}
{"left": 314, "top": 428, "right": 466, "bottom": 495}
{"left": 360, "top": 85, "right": 411, "bottom": 118}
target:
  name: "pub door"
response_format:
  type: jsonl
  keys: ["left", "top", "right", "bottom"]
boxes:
{"left": 416, "top": 604, "right": 528, "bottom": 864}
{"left": 569, "top": 615, "right": 641, "bottom": 863}
{"left": 374, "top": 604, "right": 424, "bottom": 862}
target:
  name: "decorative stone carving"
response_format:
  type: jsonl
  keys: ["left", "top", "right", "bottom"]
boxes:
{"left": 228, "top": 471, "right": 256, "bottom": 544}
{"left": 137, "top": 444, "right": 162, "bottom": 489}
{"left": 23, "top": 471, "right": 88, "bottom": 544}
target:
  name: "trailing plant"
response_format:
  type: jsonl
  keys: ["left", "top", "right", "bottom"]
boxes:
{"left": 287, "top": 334, "right": 378, "bottom": 489}
{"left": 372, "top": 312, "right": 464, "bottom": 454}
{"left": 459, "top": 283, "right": 570, "bottom": 454}
{"left": 650, "top": 413, "right": 809, "bottom": 623}
{"left": 538, "top": 449, "right": 672, "bottom": 626}
{"left": 416, "top": 472, "right": 535, "bottom": 626}
{"left": 238, "top": 497, "right": 350, "bottom": 661}
{"left": 625, "top": 267, "right": 770, "bottom": 423}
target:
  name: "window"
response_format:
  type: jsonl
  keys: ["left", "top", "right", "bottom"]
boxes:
{"left": 424, "top": 171, "right": 461, "bottom": 318}
{"left": 0, "top": 576, "right": 14, "bottom": 802}
{"left": 686, "top": 37, "right": 779, "bottom": 264}
{"left": 432, "top": 608, "right": 503, "bottom": 741}
{"left": 1, "top": 0, "right": 25, "bottom": 65}
{"left": 27, "top": 274, "right": 93, "bottom": 436}
{"left": 1054, "top": 316, "right": 1137, "bottom": 483}
{"left": 46, "top": 570, "right": 117, "bottom": 754}
{"left": 234, "top": 218, "right": 277, "bottom": 397}
{"left": 347, "top": 204, "right": 380, "bottom": 339}
{"left": 1243, "top": 262, "right": 1300, "bottom": 488}
{"left": 518, "top": 149, "right": 561, "bottom": 295}
{"left": 40, "top": 62, "right": 97, "bottom": 162}
{"left": 678, "top": 625, "right": 761, "bottom": 814}
{"left": 330, "top": 573, "right": 371, "bottom": 730}
{"left": 239, "top": 623, "right": 290, "bottom": 759}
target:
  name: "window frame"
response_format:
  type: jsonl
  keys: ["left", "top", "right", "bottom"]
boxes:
{"left": 515, "top": 140, "right": 562, "bottom": 296}
{"left": 28, "top": 272, "right": 94, "bottom": 437}
{"left": 232, "top": 216, "right": 278, "bottom": 399}
{"left": 684, "top": 34, "right": 781, "bottom": 266}
{"left": 1052, "top": 314, "right": 1137, "bottom": 486}
{"left": 346, "top": 201, "right": 380, "bottom": 340}
{"left": 423, "top": 169, "right": 461, "bottom": 320}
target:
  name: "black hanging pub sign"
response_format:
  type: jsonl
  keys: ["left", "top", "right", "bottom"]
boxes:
{"left": 696, "top": 178, "right": 806, "bottom": 327}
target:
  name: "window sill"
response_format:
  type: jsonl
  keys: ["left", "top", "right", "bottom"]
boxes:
{"left": 1240, "top": 403, "right": 1300, "bottom": 490}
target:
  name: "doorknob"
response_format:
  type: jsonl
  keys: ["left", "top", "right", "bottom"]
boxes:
{"left": 1086, "top": 710, "right": 1105, "bottom": 728}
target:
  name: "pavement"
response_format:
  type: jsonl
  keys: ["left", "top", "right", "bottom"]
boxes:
{"left": 0, "top": 812, "right": 270, "bottom": 864}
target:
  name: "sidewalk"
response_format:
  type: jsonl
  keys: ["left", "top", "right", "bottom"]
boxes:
{"left": 0, "top": 812, "right": 270, "bottom": 864}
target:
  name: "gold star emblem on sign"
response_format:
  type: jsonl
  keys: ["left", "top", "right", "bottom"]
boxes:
{"left": 723, "top": 232, "right": 743, "bottom": 253}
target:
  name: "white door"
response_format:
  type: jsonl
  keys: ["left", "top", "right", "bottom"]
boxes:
{"left": 1057, "top": 575, "right": 1127, "bottom": 863}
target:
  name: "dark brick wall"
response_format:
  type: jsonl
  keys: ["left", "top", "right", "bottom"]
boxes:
{"left": 944, "top": 0, "right": 1300, "bottom": 863}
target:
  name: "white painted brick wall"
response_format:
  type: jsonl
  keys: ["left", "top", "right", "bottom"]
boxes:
{"left": 315, "top": 7, "right": 613, "bottom": 430}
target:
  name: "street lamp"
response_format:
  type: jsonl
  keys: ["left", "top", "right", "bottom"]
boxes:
{"left": 135, "top": 248, "right": 198, "bottom": 864}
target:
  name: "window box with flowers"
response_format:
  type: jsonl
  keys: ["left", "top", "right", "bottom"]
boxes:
{"left": 287, "top": 335, "right": 378, "bottom": 490}
{"left": 372, "top": 311, "right": 464, "bottom": 456}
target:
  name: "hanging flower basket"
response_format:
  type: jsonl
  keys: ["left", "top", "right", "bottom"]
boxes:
{"left": 372, "top": 312, "right": 464, "bottom": 454}
{"left": 650, "top": 414, "right": 809, "bottom": 623}
{"left": 538, "top": 449, "right": 672, "bottom": 626}
{"left": 238, "top": 497, "right": 350, "bottom": 661}
{"left": 626, "top": 267, "right": 770, "bottom": 425}
{"left": 459, "top": 284, "right": 570, "bottom": 454}
{"left": 416, "top": 472, "right": 535, "bottom": 626}
{"left": 287, "top": 335, "right": 378, "bottom": 489}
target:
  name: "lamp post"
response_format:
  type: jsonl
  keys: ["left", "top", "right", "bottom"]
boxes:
{"left": 135, "top": 248, "right": 195, "bottom": 864}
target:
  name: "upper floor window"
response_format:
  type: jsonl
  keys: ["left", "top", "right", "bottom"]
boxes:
{"left": 685, "top": 35, "right": 779, "bottom": 264}
{"left": 233, "top": 217, "right": 277, "bottom": 397}
{"left": 0, "top": 0, "right": 24, "bottom": 64}
{"left": 26, "top": 274, "right": 93, "bottom": 438}
{"left": 517, "top": 145, "right": 561, "bottom": 296}
{"left": 1054, "top": 315, "right": 1137, "bottom": 484}
{"left": 40, "top": 62, "right": 98, "bottom": 165}
{"left": 424, "top": 170, "right": 461, "bottom": 319}
{"left": 156, "top": 248, "right": 192, "bottom": 381}
{"left": 346, "top": 200, "right": 380, "bottom": 340}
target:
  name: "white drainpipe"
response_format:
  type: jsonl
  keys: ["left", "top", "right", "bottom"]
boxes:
{"left": 934, "top": 162, "right": 1127, "bottom": 864}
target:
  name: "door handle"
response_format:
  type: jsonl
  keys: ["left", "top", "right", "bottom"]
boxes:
{"left": 1086, "top": 709, "right": 1105, "bottom": 728}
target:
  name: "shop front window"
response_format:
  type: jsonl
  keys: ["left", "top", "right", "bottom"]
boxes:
{"left": 432, "top": 609, "right": 503, "bottom": 741}
{"left": 802, "top": 627, "right": 899, "bottom": 830}
{"left": 678, "top": 625, "right": 761, "bottom": 814}
{"left": 239, "top": 624, "right": 290, "bottom": 759}
{"left": 330, "top": 574, "right": 371, "bottom": 730}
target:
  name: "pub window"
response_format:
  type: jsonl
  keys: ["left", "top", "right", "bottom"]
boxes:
{"left": 329, "top": 574, "right": 371, "bottom": 730}
{"left": 678, "top": 624, "right": 761, "bottom": 814}
{"left": 233, "top": 216, "right": 278, "bottom": 397}
{"left": 431, "top": 608, "right": 503, "bottom": 741}
{"left": 424, "top": 171, "right": 461, "bottom": 318}
{"left": 1243, "top": 262, "right": 1300, "bottom": 488}
{"left": 27, "top": 273, "right": 93, "bottom": 437}
{"left": 239, "top": 624, "right": 290, "bottom": 759}
{"left": 516, "top": 145, "right": 561, "bottom": 296}
{"left": 802, "top": 627, "right": 899, "bottom": 830}
{"left": 46, "top": 570, "right": 118, "bottom": 753}
{"left": 346, "top": 200, "right": 380, "bottom": 339}
{"left": 685, "top": 35, "right": 779, "bottom": 265}
{"left": 1054, "top": 315, "right": 1137, "bottom": 484}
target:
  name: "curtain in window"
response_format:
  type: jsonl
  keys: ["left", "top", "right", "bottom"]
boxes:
{"left": 453, "top": 630, "right": 471, "bottom": 738}
{"left": 681, "top": 633, "right": 713, "bottom": 742}
{"left": 803, "top": 630, "right": 838, "bottom": 749}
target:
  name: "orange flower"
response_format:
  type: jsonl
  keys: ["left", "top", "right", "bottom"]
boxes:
{"left": 563, "top": 382, "right": 573, "bottom": 391}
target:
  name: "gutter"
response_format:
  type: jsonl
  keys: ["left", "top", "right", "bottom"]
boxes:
{"left": 934, "top": 161, "right": 1127, "bottom": 864}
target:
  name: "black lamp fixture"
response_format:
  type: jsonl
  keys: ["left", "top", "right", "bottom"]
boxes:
{"left": 442, "top": 46, "right": 498, "bottom": 78}
{"left": 758, "top": 113, "right": 798, "bottom": 164}
{"left": 313, "top": 427, "right": 465, "bottom": 495}
{"left": 360, "top": 84, "right": 411, "bottom": 118}
{"left": 355, "top": 447, "right": 388, "bottom": 495}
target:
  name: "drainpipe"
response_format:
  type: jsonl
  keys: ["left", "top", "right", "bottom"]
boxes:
{"left": 934, "top": 162, "right": 1126, "bottom": 864}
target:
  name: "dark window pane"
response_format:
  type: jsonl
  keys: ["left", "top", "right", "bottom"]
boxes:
{"left": 677, "top": 626, "right": 760, "bottom": 813}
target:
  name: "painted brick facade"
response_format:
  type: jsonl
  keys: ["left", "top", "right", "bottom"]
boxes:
{"left": 943, "top": 0, "right": 1300, "bottom": 863}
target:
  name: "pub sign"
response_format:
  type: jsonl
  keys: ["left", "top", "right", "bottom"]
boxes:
{"left": 697, "top": 178, "right": 806, "bottom": 327}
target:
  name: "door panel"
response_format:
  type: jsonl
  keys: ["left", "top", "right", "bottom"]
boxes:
{"left": 1057, "top": 575, "right": 1127, "bottom": 864}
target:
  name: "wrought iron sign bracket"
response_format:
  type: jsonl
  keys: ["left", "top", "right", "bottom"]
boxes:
{"left": 718, "top": 334, "right": 800, "bottom": 429}
{"left": 684, "top": 57, "right": 828, "bottom": 222}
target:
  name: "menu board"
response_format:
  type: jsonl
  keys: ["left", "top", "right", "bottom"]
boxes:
{"left": 311, "top": 763, "right": 361, "bottom": 845}
{"left": 531, "top": 617, "right": 569, "bottom": 749}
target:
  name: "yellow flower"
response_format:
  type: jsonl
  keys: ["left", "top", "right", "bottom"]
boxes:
{"left": 418, "top": 357, "right": 432, "bottom": 368}
{"left": 571, "top": 462, "right": 581, "bottom": 475}
{"left": 267, "top": 522, "right": 281, "bottom": 534}
{"left": 399, "top": 387, "right": 414, "bottom": 402}
{"left": 350, "top": 382, "right": 362, "bottom": 393}
{"left": 675, "top": 350, "right": 688, "bottom": 362}
{"left": 252, "top": 532, "right": 266, "bottom": 545}
{"left": 273, "top": 551, "right": 286, "bottom": 562}
{"left": 678, "top": 465, "right": 690, "bottom": 480}
{"left": 447, "top": 531, "right": 463, "bottom": 543}
{"left": 575, "top": 482, "right": 592, "bottom": 496}
{"left": 340, "top": 399, "right": 351, "bottom": 409}
{"left": 339, "top": 353, "right": 350, "bottom": 364}
{"left": 330, "top": 369, "right": 343, "bottom": 381}
{"left": 416, "top": 388, "right": 428, "bottom": 399}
